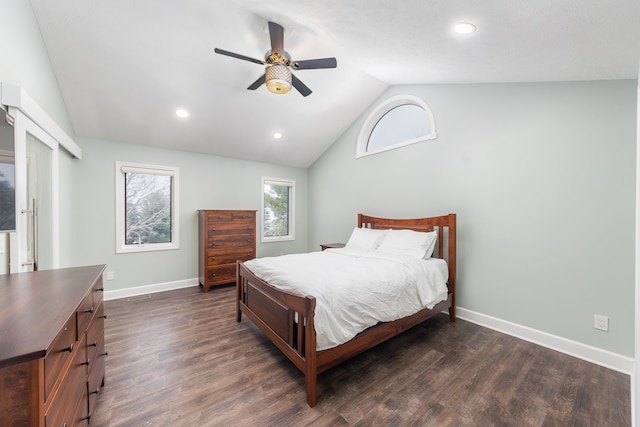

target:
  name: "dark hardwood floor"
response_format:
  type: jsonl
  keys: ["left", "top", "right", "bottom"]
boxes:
{"left": 90, "top": 285, "right": 631, "bottom": 426}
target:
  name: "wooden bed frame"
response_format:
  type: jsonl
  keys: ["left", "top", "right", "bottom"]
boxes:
{"left": 236, "top": 213, "right": 457, "bottom": 406}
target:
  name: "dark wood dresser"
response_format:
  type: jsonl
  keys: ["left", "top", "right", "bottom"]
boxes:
{"left": 0, "top": 265, "right": 108, "bottom": 427}
{"left": 198, "top": 209, "right": 256, "bottom": 292}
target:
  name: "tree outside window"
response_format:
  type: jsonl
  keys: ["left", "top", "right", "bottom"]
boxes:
{"left": 0, "top": 161, "right": 15, "bottom": 231}
{"left": 125, "top": 172, "right": 171, "bottom": 244}
{"left": 262, "top": 178, "right": 294, "bottom": 242}
{"left": 116, "top": 162, "right": 179, "bottom": 253}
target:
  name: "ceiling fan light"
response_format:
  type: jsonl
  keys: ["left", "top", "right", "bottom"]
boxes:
{"left": 266, "top": 64, "right": 292, "bottom": 94}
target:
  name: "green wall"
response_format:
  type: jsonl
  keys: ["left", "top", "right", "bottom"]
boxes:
{"left": 309, "top": 80, "right": 637, "bottom": 357}
{"left": 71, "top": 137, "right": 308, "bottom": 292}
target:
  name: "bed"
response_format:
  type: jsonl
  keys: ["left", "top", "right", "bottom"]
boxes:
{"left": 235, "top": 213, "right": 457, "bottom": 406}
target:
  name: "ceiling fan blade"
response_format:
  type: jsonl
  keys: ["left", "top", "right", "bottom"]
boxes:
{"left": 292, "top": 57, "right": 337, "bottom": 70}
{"left": 268, "top": 21, "right": 285, "bottom": 56}
{"left": 214, "top": 48, "right": 264, "bottom": 65}
{"left": 247, "top": 74, "right": 266, "bottom": 90}
{"left": 291, "top": 74, "right": 312, "bottom": 97}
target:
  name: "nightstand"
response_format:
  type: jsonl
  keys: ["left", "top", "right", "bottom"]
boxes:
{"left": 320, "top": 243, "right": 345, "bottom": 251}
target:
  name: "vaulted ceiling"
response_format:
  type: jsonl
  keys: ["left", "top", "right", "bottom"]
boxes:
{"left": 29, "top": 0, "right": 640, "bottom": 168}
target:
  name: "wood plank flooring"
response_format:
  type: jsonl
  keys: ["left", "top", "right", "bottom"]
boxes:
{"left": 90, "top": 285, "right": 631, "bottom": 426}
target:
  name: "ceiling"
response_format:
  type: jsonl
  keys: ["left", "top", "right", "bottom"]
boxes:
{"left": 28, "top": 0, "right": 640, "bottom": 168}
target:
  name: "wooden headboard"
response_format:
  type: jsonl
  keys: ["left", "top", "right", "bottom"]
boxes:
{"left": 357, "top": 213, "right": 457, "bottom": 297}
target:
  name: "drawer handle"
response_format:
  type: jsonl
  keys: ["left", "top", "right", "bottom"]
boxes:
{"left": 90, "top": 388, "right": 100, "bottom": 395}
{"left": 89, "top": 340, "right": 98, "bottom": 347}
{"left": 62, "top": 343, "right": 74, "bottom": 353}
{"left": 95, "top": 287, "right": 104, "bottom": 292}
{"left": 81, "top": 358, "right": 91, "bottom": 366}
{"left": 81, "top": 414, "right": 91, "bottom": 421}
{"left": 85, "top": 307, "right": 94, "bottom": 314}
{"left": 101, "top": 315, "right": 108, "bottom": 319}
{"left": 101, "top": 351, "right": 109, "bottom": 357}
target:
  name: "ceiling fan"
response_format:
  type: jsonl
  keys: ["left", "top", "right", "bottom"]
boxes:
{"left": 214, "top": 21, "right": 337, "bottom": 97}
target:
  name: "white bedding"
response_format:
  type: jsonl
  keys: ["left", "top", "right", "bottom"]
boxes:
{"left": 243, "top": 248, "right": 449, "bottom": 351}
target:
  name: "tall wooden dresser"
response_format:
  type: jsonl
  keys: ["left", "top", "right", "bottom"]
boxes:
{"left": 0, "top": 265, "right": 108, "bottom": 427}
{"left": 198, "top": 209, "right": 256, "bottom": 292}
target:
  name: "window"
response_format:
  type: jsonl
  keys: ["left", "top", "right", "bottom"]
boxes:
{"left": 0, "top": 153, "right": 15, "bottom": 231}
{"left": 356, "top": 94, "right": 437, "bottom": 158}
{"left": 262, "top": 177, "right": 295, "bottom": 242}
{"left": 115, "top": 162, "right": 179, "bottom": 253}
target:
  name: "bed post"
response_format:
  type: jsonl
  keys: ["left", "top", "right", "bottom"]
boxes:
{"left": 448, "top": 213, "right": 457, "bottom": 322}
{"left": 305, "top": 296, "right": 318, "bottom": 407}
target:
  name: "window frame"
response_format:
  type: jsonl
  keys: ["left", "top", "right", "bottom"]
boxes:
{"left": 115, "top": 161, "right": 179, "bottom": 253}
{"left": 356, "top": 94, "right": 437, "bottom": 159}
{"left": 261, "top": 176, "right": 295, "bottom": 243}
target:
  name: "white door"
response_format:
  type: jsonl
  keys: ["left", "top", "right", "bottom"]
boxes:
{"left": 24, "top": 131, "right": 54, "bottom": 270}
{"left": 10, "top": 108, "right": 58, "bottom": 273}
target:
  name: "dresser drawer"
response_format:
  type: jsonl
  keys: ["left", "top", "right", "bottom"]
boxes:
{"left": 77, "top": 291, "right": 95, "bottom": 336}
{"left": 207, "top": 234, "right": 255, "bottom": 250}
{"left": 207, "top": 211, "right": 254, "bottom": 222}
{"left": 45, "top": 335, "right": 88, "bottom": 427}
{"left": 88, "top": 338, "right": 107, "bottom": 416}
{"left": 92, "top": 276, "right": 105, "bottom": 307}
{"left": 207, "top": 222, "right": 255, "bottom": 235}
{"left": 206, "top": 251, "right": 255, "bottom": 266}
{"left": 86, "top": 301, "right": 104, "bottom": 364}
{"left": 44, "top": 315, "right": 78, "bottom": 402}
{"left": 73, "top": 385, "right": 90, "bottom": 426}
{"left": 206, "top": 264, "right": 236, "bottom": 284}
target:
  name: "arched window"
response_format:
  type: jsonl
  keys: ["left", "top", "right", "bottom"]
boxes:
{"left": 356, "top": 95, "right": 436, "bottom": 159}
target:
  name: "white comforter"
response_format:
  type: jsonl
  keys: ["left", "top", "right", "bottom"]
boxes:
{"left": 243, "top": 248, "right": 449, "bottom": 351}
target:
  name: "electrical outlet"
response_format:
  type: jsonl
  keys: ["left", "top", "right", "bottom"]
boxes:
{"left": 105, "top": 271, "right": 114, "bottom": 281}
{"left": 594, "top": 314, "right": 609, "bottom": 332}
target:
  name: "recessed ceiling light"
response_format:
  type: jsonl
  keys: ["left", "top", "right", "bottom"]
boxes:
{"left": 454, "top": 22, "right": 476, "bottom": 35}
{"left": 176, "top": 109, "right": 189, "bottom": 118}
{"left": 273, "top": 132, "right": 283, "bottom": 139}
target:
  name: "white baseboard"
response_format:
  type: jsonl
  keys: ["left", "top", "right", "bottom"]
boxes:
{"left": 456, "top": 307, "right": 634, "bottom": 375}
{"left": 104, "top": 278, "right": 199, "bottom": 301}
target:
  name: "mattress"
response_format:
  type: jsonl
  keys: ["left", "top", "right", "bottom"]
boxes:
{"left": 243, "top": 248, "right": 449, "bottom": 350}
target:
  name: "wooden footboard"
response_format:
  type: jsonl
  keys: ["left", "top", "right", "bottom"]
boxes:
{"left": 236, "top": 213, "right": 457, "bottom": 407}
{"left": 236, "top": 262, "right": 319, "bottom": 405}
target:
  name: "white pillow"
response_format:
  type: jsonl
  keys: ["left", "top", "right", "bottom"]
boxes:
{"left": 376, "top": 229, "right": 438, "bottom": 259}
{"left": 344, "top": 227, "right": 388, "bottom": 252}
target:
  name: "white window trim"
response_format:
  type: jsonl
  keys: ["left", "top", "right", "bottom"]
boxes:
{"left": 356, "top": 94, "right": 437, "bottom": 159}
{"left": 115, "top": 161, "right": 179, "bottom": 253}
{"left": 261, "top": 177, "right": 295, "bottom": 243}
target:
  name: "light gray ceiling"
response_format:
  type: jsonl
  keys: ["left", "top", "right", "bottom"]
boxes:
{"left": 29, "top": 0, "right": 640, "bottom": 168}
